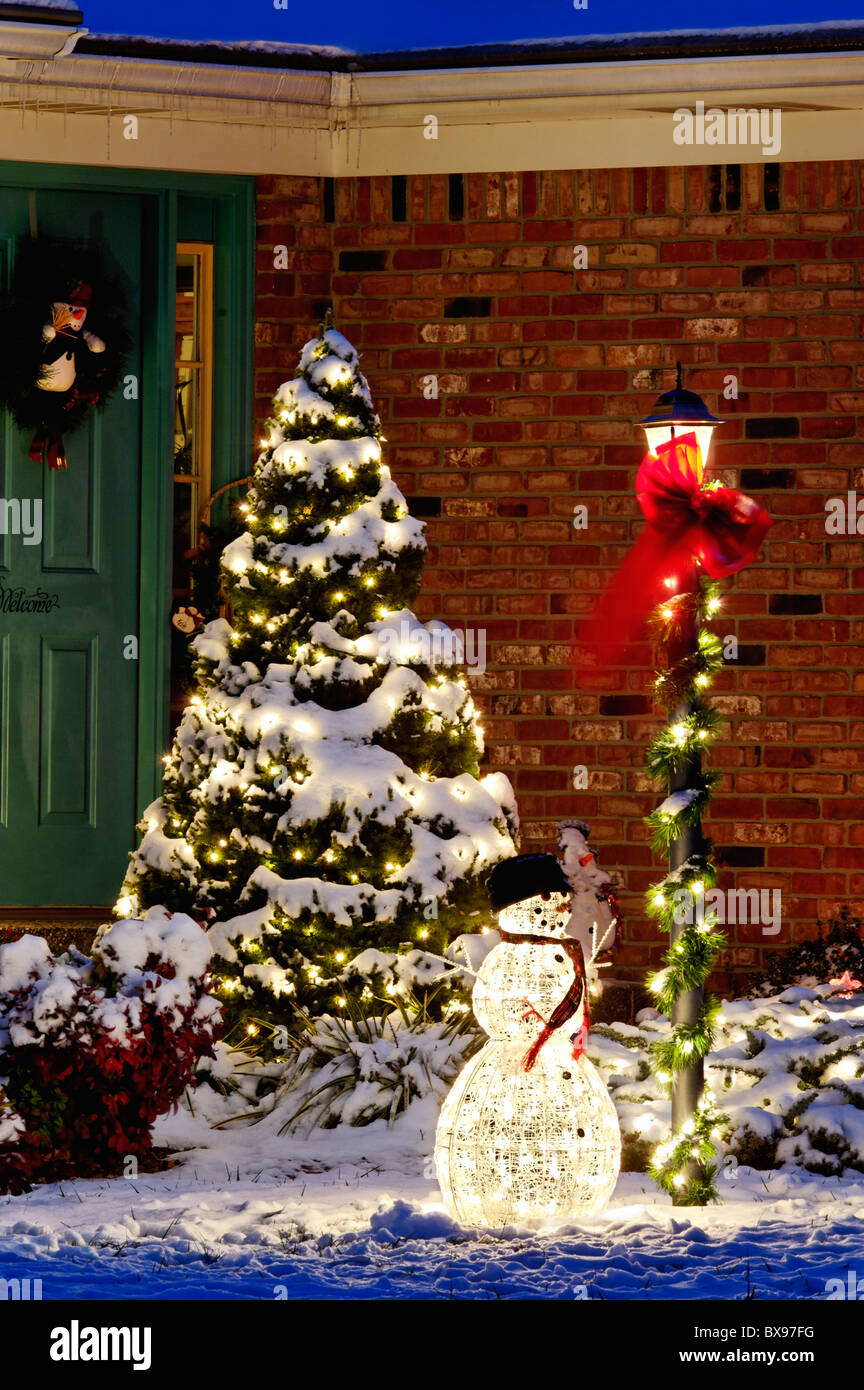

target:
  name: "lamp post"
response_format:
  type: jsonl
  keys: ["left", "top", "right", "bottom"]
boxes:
{"left": 639, "top": 364, "right": 722, "bottom": 1167}
{"left": 639, "top": 361, "right": 723, "bottom": 472}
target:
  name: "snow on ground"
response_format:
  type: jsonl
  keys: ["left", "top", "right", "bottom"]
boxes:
{"left": 1, "top": 1094, "right": 863, "bottom": 1300}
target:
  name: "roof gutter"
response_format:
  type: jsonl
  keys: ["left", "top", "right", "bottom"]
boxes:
{"left": 73, "top": 22, "right": 864, "bottom": 74}
{"left": 4, "top": 22, "right": 864, "bottom": 176}
{"left": 53, "top": 26, "right": 86, "bottom": 58}
{"left": 0, "top": 3, "right": 82, "bottom": 24}
{"left": 0, "top": 18, "right": 86, "bottom": 62}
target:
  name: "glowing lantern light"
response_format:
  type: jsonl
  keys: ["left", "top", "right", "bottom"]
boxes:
{"left": 638, "top": 362, "right": 722, "bottom": 473}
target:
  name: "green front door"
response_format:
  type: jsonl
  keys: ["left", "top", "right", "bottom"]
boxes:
{"left": 0, "top": 190, "right": 142, "bottom": 905}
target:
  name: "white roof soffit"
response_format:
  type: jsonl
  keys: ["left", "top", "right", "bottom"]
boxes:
{"left": 2, "top": 35, "right": 864, "bottom": 174}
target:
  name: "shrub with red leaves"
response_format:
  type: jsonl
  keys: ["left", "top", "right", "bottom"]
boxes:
{"left": 0, "top": 913, "right": 221, "bottom": 1193}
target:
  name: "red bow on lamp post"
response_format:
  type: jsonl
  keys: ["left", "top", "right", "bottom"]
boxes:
{"left": 581, "top": 431, "right": 772, "bottom": 665}
{"left": 637, "top": 432, "right": 772, "bottom": 578}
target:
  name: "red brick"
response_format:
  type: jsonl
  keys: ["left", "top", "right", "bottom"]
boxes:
{"left": 659, "top": 241, "right": 713, "bottom": 262}
{"left": 576, "top": 320, "right": 629, "bottom": 341}
{"left": 742, "top": 317, "right": 796, "bottom": 338}
{"left": 773, "top": 239, "right": 828, "bottom": 259}
{"left": 717, "top": 239, "right": 771, "bottom": 260}
{"left": 686, "top": 317, "right": 740, "bottom": 339}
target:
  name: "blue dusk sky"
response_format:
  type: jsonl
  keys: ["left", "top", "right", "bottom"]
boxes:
{"left": 78, "top": 1, "right": 860, "bottom": 53}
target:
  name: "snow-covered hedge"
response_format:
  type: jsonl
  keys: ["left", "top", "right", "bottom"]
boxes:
{"left": 592, "top": 981, "right": 864, "bottom": 1176}
{"left": 0, "top": 914, "right": 221, "bottom": 1193}
{"left": 255, "top": 1002, "right": 481, "bottom": 1133}
{"left": 233, "top": 973, "right": 864, "bottom": 1180}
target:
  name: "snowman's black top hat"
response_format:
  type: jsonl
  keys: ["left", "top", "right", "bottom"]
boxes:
{"left": 487, "top": 853, "right": 571, "bottom": 912}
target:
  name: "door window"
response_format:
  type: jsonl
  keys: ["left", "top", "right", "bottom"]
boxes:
{"left": 171, "top": 243, "right": 213, "bottom": 724}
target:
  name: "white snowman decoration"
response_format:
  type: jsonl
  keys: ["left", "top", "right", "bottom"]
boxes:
{"left": 435, "top": 853, "right": 621, "bottom": 1227}
{"left": 558, "top": 818, "right": 619, "bottom": 991}
{"left": 39, "top": 282, "right": 105, "bottom": 394}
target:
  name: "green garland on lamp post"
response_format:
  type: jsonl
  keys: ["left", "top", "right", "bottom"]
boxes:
{"left": 644, "top": 576, "right": 728, "bottom": 1205}
{"left": 634, "top": 366, "right": 731, "bottom": 1206}
{"left": 584, "top": 366, "right": 771, "bottom": 1206}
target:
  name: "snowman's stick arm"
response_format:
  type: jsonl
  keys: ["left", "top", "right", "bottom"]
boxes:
{"left": 410, "top": 948, "right": 480, "bottom": 981}
{"left": 587, "top": 913, "right": 617, "bottom": 967}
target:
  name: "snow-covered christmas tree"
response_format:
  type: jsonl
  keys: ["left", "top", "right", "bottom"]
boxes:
{"left": 118, "top": 322, "right": 517, "bottom": 1020}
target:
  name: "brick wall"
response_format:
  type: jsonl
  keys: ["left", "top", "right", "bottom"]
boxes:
{"left": 255, "top": 162, "right": 864, "bottom": 993}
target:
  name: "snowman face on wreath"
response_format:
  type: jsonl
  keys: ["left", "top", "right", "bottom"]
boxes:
{"left": 52, "top": 299, "right": 88, "bottom": 333}
{"left": 497, "top": 890, "right": 572, "bottom": 939}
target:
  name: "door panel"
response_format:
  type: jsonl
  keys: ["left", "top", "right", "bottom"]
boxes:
{"left": 43, "top": 433, "right": 100, "bottom": 571}
{"left": 0, "top": 632, "right": 8, "bottom": 828}
{"left": 39, "top": 639, "right": 97, "bottom": 824}
{"left": 0, "top": 189, "right": 142, "bottom": 905}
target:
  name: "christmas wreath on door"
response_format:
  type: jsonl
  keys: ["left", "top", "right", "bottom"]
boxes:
{"left": 0, "top": 236, "right": 130, "bottom": 469}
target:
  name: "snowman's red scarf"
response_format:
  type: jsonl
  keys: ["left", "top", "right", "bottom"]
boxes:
{"left": 499, "top": 930, "right": 589, "bottom": 1072}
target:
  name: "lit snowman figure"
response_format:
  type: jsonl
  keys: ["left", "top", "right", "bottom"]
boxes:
{"left": 435, "top": 853, "right": 621, "bottom": 1227}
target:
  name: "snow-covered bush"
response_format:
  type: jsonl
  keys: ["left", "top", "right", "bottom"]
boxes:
{"left": 591, "top": 977, "right": 864, "bottom": 1177}
{"left": 0, "top": 1089, "right": 26, "bottom": 1192}
{"left": 0, "top": 914, "right": 221, "bottom": 1193}
{"left": 748, "top": 906, "right": 864, "bottom": 997}
{"left": 271, "top": 996, "right": 481, "bottom": 1132}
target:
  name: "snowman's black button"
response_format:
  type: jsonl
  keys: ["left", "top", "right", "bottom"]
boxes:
{"left": 562, "top": 1071, "right": 571, "bottom": 1079}
{"left": 577, "top": 1127, "right": 585, "bottom": 1137}
{"left": 555, "top": 954, "right": 564, "bottom": 962}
